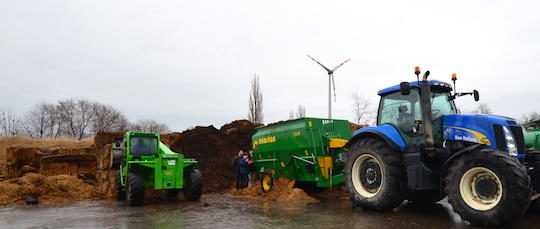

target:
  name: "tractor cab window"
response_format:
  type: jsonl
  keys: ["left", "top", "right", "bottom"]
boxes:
{"left": 430, "top": 92, "right": 457, "bottom": 120}
{"left": 130, "top": 136, "right": 158, "bottom": 156}
{"left": 378, "top": 90, "right": 421, "bottom": 133}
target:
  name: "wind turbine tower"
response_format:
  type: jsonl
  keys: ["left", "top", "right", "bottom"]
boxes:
{"left": 307, "top": 55, "right": 351, "bottom": 119}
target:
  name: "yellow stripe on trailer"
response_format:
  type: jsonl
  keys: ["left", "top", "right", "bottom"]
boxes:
{"left": 317, "top": 156, "right": 334, "bottom": 179}
{"left": 329, "top": 138, "right": 348, "bottom": 148}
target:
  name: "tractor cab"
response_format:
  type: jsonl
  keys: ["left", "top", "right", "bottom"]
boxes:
{"left": 377, "top": 80, "right": 457, "bottom": 148}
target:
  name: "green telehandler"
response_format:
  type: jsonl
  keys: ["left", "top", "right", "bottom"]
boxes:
{"left": 110, "top": 132, "right": 202, "bottom": 206}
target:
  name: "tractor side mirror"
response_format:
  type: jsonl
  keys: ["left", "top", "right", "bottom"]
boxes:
{"left": 473, "top": 90, "right": 480, "bottom": 101}
{"left": 400, "top": 82, "right": 410, "bottom": 95}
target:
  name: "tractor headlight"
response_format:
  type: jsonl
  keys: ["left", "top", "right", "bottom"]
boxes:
{"left": 503, "top": 126, "right": 518, "bottom": 156}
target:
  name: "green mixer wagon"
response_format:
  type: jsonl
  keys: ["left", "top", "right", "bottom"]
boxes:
{"left": 524, "top": 119, "right": 540, "bottom": 150}
{"left": 252, "top": 117, "right": 352, "bottom": 192}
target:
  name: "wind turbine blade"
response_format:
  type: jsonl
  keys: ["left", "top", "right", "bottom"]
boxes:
{"left": 331, "top": 58, "right": 351, "bottom": 72}
{"left": 332, "top": 74, "right": 337, "bottom": 102}
{"left": 307, "top": 55, "right": 332, "bottom": 73}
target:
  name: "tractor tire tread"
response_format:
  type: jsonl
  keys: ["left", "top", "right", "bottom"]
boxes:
{"left": 345, "top": 137, "right": 405, "bottom": 211}
{"left": 127, "top": 172, "right": 145, "bottom": 206}
{"left": 184, "top": 168, "right": 202, "bottom": 201}
{"left": 444, "top": 148, "right": 531, "bottom": 226}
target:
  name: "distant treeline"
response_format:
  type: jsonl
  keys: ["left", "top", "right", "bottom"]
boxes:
{"left": 0, "top": 99, "right": 170, "bottom": 139}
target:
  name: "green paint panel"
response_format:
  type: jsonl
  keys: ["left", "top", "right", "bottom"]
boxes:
{"left": 253, "top": 117, "right": 352, "bottom": 187}
{"left": 524, "top": 120, "right": 540, "bottom": 150}
{"left": 524, "top": 130, "right": 540, "bottom": 150}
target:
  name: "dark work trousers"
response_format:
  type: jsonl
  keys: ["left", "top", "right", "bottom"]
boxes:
{"left": 238, "top": 173, "right": 249, "bottom": 190}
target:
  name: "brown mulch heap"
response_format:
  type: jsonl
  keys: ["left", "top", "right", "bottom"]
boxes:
{"left": 162, "top": 120, "right": 261, "bottom": 193}
{"left": 229, "top": 177, "right": 319, "bottom": 203}
{"left": 0, "top": 173, "right": 106, "bottom": 205}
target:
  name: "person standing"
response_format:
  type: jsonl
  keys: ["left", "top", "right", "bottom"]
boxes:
{"left": 233, "top": 150, "right": 244, "bottom": 190}
{"left": 238, "top": 153, "right": 250, "bottom": 189}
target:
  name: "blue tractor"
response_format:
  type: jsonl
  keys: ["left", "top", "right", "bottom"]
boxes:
{"left": 344, "top": 67, "right": 540, "bottom": 226}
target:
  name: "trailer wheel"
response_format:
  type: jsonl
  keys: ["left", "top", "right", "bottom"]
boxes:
{"left": 261, "top": 171, "right": 274, "bottom": 193}
{"left": 345, "top": 137, "right": 405, "bottom": 210}
{"left": 445, "top": 148, "right": 531, "bottom": 226}
{"left": 126, "top": 172, "right": 145, "bottom": 206}
{"left": 116, "top": 170, "right": 126, "bottom": 201}
{"left": 184, "top": 168, "right": 202, "bottom": 201}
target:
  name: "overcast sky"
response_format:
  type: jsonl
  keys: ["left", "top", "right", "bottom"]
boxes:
{"left": 1, "top": 0, "right": 539, "bottom": 131}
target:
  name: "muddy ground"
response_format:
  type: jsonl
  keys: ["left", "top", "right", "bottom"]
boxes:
{"left": 2, "top": 193, "right": 540, "bottom": 229}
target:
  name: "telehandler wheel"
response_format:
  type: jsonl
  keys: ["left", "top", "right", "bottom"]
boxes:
{"left": 184, "top": 168, "right": 202, "bottom": 201}
{"left": 407, "top": 190, "right": 445, "bottom": 205}
{"left": 261, "top": 171, "right": 274, "bottom": 193}
{"left": 116, "top": 171, "right": 126, "bottom": 201}
{"left": 126, "top": 172, "right": 145, "bottom": 206}
{"left": 344, "top": 137, "right": 405, "bottom": 210}
{"left": 445, "top": 148, "right": 531, "bottom": 227}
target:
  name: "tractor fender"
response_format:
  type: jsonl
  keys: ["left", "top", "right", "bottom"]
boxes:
{"left": 440, "top": 143, "right": 484, "bottom": 189}
{"left": 345, "top": 124, "right": 406, "bottom": 152}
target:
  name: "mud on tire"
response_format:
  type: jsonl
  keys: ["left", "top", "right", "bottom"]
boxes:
{"left": 127, "top": 172, "right": 145, "bottom": 206}
{"left": 344, "top": 137, "right": 405, "bottom": 210}
{"left": 445, "top": 148, "right": 531, "bottom": 226}
{"left": 184, "top": 168, "right": 202, "bottom": 201}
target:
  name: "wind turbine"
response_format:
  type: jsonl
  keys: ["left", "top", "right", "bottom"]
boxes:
{"left": 307, "top": 55, "right": 351, "bottom": 119}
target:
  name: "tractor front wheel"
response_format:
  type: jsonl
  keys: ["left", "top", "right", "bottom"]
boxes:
{"left": 126, "top": 172, "right": 145, "bottom": 206}
{"left": 116, "top": 170, "right": 126, "bottom": 201}
{"left": 344, "top": 137, "right": 405, "bottom": 210}
{"left": 445, "top": 148, "right": 531, "bottom": 226}
{"left": 184, "top": 168, "right": 202, "bottom": 201}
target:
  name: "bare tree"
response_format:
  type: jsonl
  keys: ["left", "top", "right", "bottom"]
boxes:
{"left": 129, "top": 119, "right": 170, "bottom": 134}
{"left": 56, "top": 99, "right": 94, "bottom": 139}
{"left": 296, "top": 105, "right": 306, "bottom": 118}
{"left": 473, "top": 103, "right": 492, "bottom": 115}
{"left": 248, "top": 74, "right": 263, "bottom": 124}
{"left": 351, "top": 92, "right": 374, "bottom": 124}
{"left": 45, "top": 104, "right": 62, "bottom": 138}
{"left": 91, "top": 103, "right": 129, "bottom": 132}
{"left": 0, "top": 111, "right": 21, "bottom": 136}
{"left": 23, "top": 103, "right": 54, "bottom": 138}
{"left": 289, "top": 110, "right": 295, "bottom": 120}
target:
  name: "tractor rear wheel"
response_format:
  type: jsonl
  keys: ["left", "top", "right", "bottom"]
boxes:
{"left": 116, "top": 170, "right": 126, "bottom": 201}
{"left": 126, "top": 172, "right": 145, "bottom": 206}
{"left": 445, "top": 148, "right": 531, "bottom": 226}
{"left": 344, "top": 137, "right": 405, "bottom": 210}
{"left": 184, "top": 168, "right": 202, "bottom": 201}
{"left": 261, "top": 171, "right": 274, "bottom": 193}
